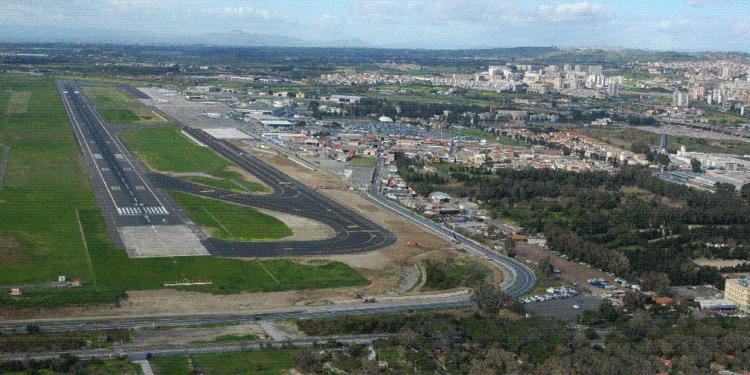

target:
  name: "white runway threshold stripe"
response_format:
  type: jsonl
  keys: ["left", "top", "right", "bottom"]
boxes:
{"left": 116, "top": 206, "right": 169, "bottom": 216}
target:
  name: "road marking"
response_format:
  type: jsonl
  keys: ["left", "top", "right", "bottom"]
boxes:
{"left": 257, "top": 260, "right": 280, "bottom": 284}
{"left": 75, "top": 209, "right": 98, "bottom": 291}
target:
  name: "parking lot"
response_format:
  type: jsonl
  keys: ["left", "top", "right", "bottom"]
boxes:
{"left": 524, "top": 295, "right": 603, "bottom": 321}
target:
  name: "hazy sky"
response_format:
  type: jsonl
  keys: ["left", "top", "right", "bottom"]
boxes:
{"left": 3, "top": 0, "right": 750, "bottom": 51}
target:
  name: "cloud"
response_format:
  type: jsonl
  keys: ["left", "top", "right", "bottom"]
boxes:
{"left": 201, "top": 7, "right": 271, "bottom": 21}
{"left": 685, "top": 0, "right": 733, "bottom": 7}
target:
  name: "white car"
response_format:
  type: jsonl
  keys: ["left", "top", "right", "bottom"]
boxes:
{"left": 573, "top": 305, "right": 582, "bottom": 309}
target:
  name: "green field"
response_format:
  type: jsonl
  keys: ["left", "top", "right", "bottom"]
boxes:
{"left": 151, "top": 349, "right": 299, "bottom": 375}
{"left": 347, "top": 156, "right": 377, "bottom": 168}
{"left": 168, "top": 191, "right": 292, "bottom": 242}
{"left": 79, "top": 208, "right": 366, "bottom": 295}
{"left": 81, "top": 85, "right": 170, "bottom": 125}
{"left": 182, "top": 176, "right": 266, "bottom": 193}
{"left": 121, "top": 126, "right": 246, "bottom": 179}
{"left": 451, "top": 128, "right": 525, "bottom": 147}
{"left": 0, "top": 77, "right": 366, "bottom": 306}
{"left": 0, "top": 76, "right": 99, "bottom": 287}
{"left": 573, "top": 126, "right": 750, "bottom": 156}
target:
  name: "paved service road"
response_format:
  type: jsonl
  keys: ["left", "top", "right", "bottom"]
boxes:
{"left": 151, "top": 127, "right": 397, "bottom": 257}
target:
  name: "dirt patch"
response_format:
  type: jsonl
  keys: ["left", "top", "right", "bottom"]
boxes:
{"left": 695, "top": 259, "right": 747, "bottom": 268}
{"left": 255, "top": 208, "right": 335, "bottom": 242}
{"left": 514, "top": 242, "right": 616, "bottom": 295}
{"left": 6, "top": 91, "right": 31, "bottom": 114}
{"left": 130, "top": 323, "right": 264, "bottom": 346}
{"left": 0, "top": 236, "right": 27, "bottom": 264}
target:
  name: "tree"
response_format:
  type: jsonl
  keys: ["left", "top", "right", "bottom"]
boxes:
{"left": 504, "top": 236, "right": 517, "bottom": 258}
{"left": 538, "top": 256, "right": 555, "bottom": 280}
{"left": 472, "top": 282, "right": 511, "bottom": 315}
{"left": 293, "top": 349, "right": 317, "bottom": 374}
{"left": 691, "top": 158, "right": 702, "bottom": 173}
{"left": 641, "top": 272, "right": 670, "bottom": 295}
{"left": 715, "top": 182, "right": 736, "bottom": 194}
{"left": 654, "top": 153, "right": 670, "bottom": 166}
{"left": 741, "top": 182, "right": 750, "bottom": 200}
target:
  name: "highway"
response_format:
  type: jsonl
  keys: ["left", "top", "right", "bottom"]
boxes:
{"left": 0, "top": 292, "right": 473, "bottom": 334}
{"left": 150, "top": 127, "right": 397, "bottom": 257}
{"left": 0, "top": 334, "right": 393, "bottom": 362}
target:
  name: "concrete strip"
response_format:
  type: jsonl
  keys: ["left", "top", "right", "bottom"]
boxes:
{"left": 0, "top": 144, "right": 9, "bottom": 189}
{"left": 135, "top": 360, "right": 154, "bottom": 375}
{"left": 119, "top": 225, "right": 209, "bottom": 258}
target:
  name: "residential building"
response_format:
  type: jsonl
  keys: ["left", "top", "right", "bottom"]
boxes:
{"left": 724, "top": 278, "right": 749, "bottom": 311}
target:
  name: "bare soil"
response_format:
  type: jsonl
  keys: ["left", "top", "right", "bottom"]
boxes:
{"left": 514, "top": 242, "right": 617, "bottom": 295}
{"left": 130, "top": 323, "right": 264, "bottom": 346}
{"left": 255, "top": 208, "right": 335, "bottom": 242}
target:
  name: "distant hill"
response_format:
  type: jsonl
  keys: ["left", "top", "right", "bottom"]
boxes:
{"left": 194, "top": 30, "right": 312, "bottom": 47}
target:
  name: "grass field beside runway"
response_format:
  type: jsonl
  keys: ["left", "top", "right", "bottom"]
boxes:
{"left": 0, "top": 76, "right": 99, "bottom": 288}
{"left": 151, "top": 349, "right": 299, "bottom": 375}
{"left": 81, "top": 85, "right": 171, "bottom": 125}
{"left": 79, "top": 209, "right": 366, "bottom": 295}
{"left": 120, "top": 125, "right": 267, "bottom": 193}
{"left": 182, "top": 176, "right": 266, "bottom": 193}
{"left": 167, "top": 191, "right": 292, "bottom": 242}
{"left": 120, "top": 125, "right": 237, "bottom": 177}
{"left": 0, "top": 77, "right": 365, "bottom": 308}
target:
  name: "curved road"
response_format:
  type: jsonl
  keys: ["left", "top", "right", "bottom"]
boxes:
{"left": 151, "top": 128, "right": 397, "bottom": 257}
{"left": 368, "top": 156, "right": 536, "bottom": 297}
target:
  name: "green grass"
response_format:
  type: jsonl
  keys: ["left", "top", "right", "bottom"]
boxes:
{"left": 347, "top": 156, "right": 377, "bottom": 168}
{"left": 79, "top": 208, "right": 366, "bottom": 295}
{"left": 573, "top": 126, "right": 750, "bottom": 156}
{"left": 120, "top": 125, "right": 244, "bottom": 180}
{"left": 0, "top": 76, "right": 100, "bottom": 287}
{"left": 151, "top": 349, "right": 299, "bottom": 375}
{"left": 182, "top": 176, "right": 266, "bottom": 193}
{"left": 450, "top": 128, "right": 525, "bottom": 147}
{"left": 190, "top": 334, "right": 260, "bottom": 344}
{"left": 2, "top": 357, "right": 139, "bottom": 375}
{"left": 99, "top": 108, "right": 140, "bottom": 124}
{"left": 168, "top": 191, "right": 291, "bottom": 242}
{"left": 703, "top": 113, "right": 748, "bottom": 123}
{"left": 81, "top": 85, "right": 170, "bottom": 125}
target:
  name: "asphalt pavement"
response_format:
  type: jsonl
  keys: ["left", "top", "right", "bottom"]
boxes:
{"left": 151, "top": 127, "right": 397, "bottom": 257}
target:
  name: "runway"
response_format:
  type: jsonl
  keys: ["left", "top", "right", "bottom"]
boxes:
{"left": 152, "top": 127, "right": 398, "bottom": 257}
{"left": 58, "top": 81, "right": 206, "bottom": 257}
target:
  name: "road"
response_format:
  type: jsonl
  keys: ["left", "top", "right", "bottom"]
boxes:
{"left": 151, "top": 127, "right": 397, "bottom": 257}
{"left": 368, "top": 156, "right": 536, "bottom": 297}
{"left": 0, "top": 291, "right": 473, "bottom": 334}
{"left": 0, "top": 334, "right": 392, "bottom": 362}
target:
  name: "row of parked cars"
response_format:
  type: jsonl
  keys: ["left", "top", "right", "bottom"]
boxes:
{"left": 588, "top": 277, "right": 641, "bottom": 291}
{"left": 520, "top": 286, "right": 580, "bottom": 304}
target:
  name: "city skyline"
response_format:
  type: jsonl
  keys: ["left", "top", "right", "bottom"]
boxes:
{"left": 2, "top": 1, "right": 750, "bottom": 51}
